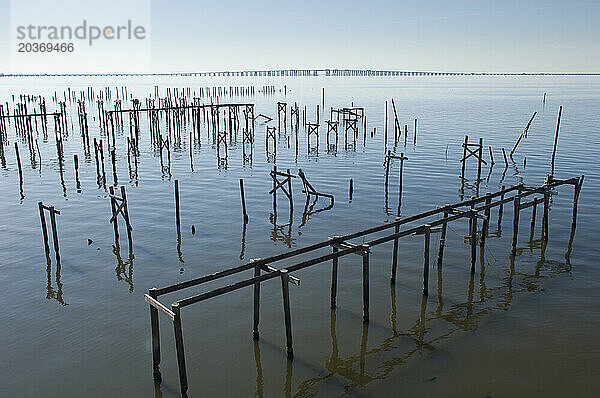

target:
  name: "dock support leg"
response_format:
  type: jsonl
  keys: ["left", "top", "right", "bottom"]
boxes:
{"left": 330, "top": 242, "right": 338, "bottom": 309}
{"left": 470, "top": 213, "right": 477, "bottom": 273}
{"left": 281, "top": 270, "right": 293, "bottom": 358}
{"left": 253, "top": 263, "right": 261, "bottom": 339}
{"left": 362, "top": 244, "right": 370, "bottom": 322}
{"left": 511, "top": 196, "right": 521, "bottom": 255}
{"left": 423, "top": 225, "right": 431, "bottom": 296}
{"left": 172, "top": 304, "right": 188, "bottom": 397}
{"left": 148, "top": 288, "right": 162, "bottom": 382}
{"left": 437, "top": 210, "right": 448, "bottom": 267}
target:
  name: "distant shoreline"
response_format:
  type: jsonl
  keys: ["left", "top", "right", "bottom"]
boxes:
{"left": 1, "top": 69, "right": 599, "bottom": 78}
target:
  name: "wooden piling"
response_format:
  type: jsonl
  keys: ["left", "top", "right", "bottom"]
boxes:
{"left": 121, "top": 186, "right": 133, "bottom": 248}
{"left": 148, "top": 288, "right": 162, "bottom": 382}
{"left": 74, "top": 154, "right": 80, "bottom": 190}
{"left": 49, "top": 205, "right": 60, "bottom": 263}
{"left": 437, "top": 210, "right": 448, "bottom": 267}
{"left": 287, "top": 169, "right": 293, "bottom": 213}
{"left": 461, "top": 136, "right": 468, "bottom": 181}
{"left": 498, "top": 185, "right": 506, "bottom": 228}
{"left": 551, "top": 106, "right": 562, "bottom": 175}
{"left": 477, "top": 138, "right": 483, "bottom": 182}
{"left": 470, "top": 213, "right": 477, "bottom": 272}
{"left": 172, "top": 303, "right": 189, "bottom": 397}
{"left": 15, "top": 142, "right": 23, "bottom": 182}
{"left": 530, "top": 198, "right": 538, "bottom": 241}
{"left": 571, "top": 176, "right": 584, "bottom": 233}
{"left": 175, "top": 180, "right": 181, "bottom": 232}
{"left": 109, "top": 186, "right": 119, "bottom": 243}
{"left": 38, "top": 201, "right": 50, "bottom": 257}
{"left": 253, "top": 261, "right": 260, "bottom": 339}
{"left": 240, "top": 179, "right": 249, "bottom": 223}
{"left": 414, "top": 119, "right": 417, "bottom": 144}
{"left": 481, "top": 196, "right": 491, "bottom": 249}
{"left": 349, "top": 178, "right": 353, "bottom": 201}
{"left": 422, "top": 225, "right": 430, "bottom": 295}
{"left": 362, "top": 244, "right": 370, "bottom": 322}
{"left": 330, "top": 239, "right": 339, "bottom": 308}
{"left": 280, "top": 269, "right": 294, "bottom": 358}
{"left": 272, "top": 166, "right": 277, "bottom": 215}
{"left": 511, "top": 195, "right": 521, "bottom": 255}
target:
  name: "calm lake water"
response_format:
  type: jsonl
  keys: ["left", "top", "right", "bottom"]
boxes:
{"left": 0, "top": 76, "right": 599, "bottom": 397}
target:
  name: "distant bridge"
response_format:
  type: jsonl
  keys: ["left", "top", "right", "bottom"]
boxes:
{"left": 1, "top": 69, "right": 598, "bottom": 78}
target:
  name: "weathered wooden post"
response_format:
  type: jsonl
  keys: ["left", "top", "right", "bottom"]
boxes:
{"left": 384, "top": 101, "right": 388, "bottom": 150}
{"left": 74, "top": 154, "right": 81, "bottom": 191}
{"left": 530, "top": 198, "right": 539, "bottom": 241}
{"left": 551, "top": 106, "right": 562, "bottom": 175}
{"left": 49, "top": 205, "right": 60, "bottom": 263}
{"left": 15, "top": 142, "right": 23, "bottom": 183}
{"left": 414, "top": 118, "right": 417, "bottom": 144}
{"left": 571, "top": 175, "right": 584, "bottom": 233}
{"left": 148, "top": 288, "right": 162, "bottom": 382}
{"left": 172, "top": 303, "right": 188, "bottom": 397}
{"left": 461, "top": 135, "right": 468, "bottom": 182}
{"left": 175, "top": 180, "right": 181, "bottom": 233}
{"left": 111, "top": 149, "right": 118, "bottom": 185}
{"left": 477, "top": 138, "right": 483, "bottom": 182}
{"left": 481, "top": 196, "right": 491, "bottom": 249}
{"left": 511, "top": 195, "right": 521, "bottom": 255}
{"left": 470, "top": 212, "right": 477, "bottom": 272}
{"left": 542, "top": 175, "right": 550, "bottom": 241}
{"left": 272, "top": 166, "right": 277, "bottom": 215}
{"left": 121, "top": 186, "right": 133, "bottom": 248}
{"left": 422, "top": 225, "right": 431, "bottom": 295}
{"left": 38, "top": 201, "right": 50, "bottom": 257}
{"left": 240, "top": 179, "right": 249, "bottom": 223}
{"left": 252, "top": 259, "right": 261, "bottom": 339}
{"left": 437, "top": 209, "right": 449, "bottom": 267}
{"left": 109, "top": 186, "right": 120, "bottom": 243}
{"left": 280, "top": 269, "right": 294, "bottom": 358}
{"left": 498, "top": 185, "right": 506, "bottom": 228}
{"left": 330, "top": 237, "right": 339, "bottom": 308}
{"left": 362, "top": 244, "right": 370, "bottom": 322}
{"left": 287, "top": 168, "right": 293, "bottom": 213}
{"left": 349, "top": 178, "right": 353, "bottom": 201}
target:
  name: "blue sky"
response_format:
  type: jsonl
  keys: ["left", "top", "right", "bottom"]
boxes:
{"left": 1, "top": 0, "right": 599, "bottom": 73}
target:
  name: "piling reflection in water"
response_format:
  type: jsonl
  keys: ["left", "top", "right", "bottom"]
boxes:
{"left": 113, "top": 243, "right": 134, "bottom": 293}
{"left": 279, "top": 239, "right": 575, "bottom": 397}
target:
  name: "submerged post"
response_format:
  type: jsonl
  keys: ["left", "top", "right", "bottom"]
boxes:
{"left": 422, "top": 225, "right": 431, "bottom": 295}
{"left": 253, "top": 260, "right": 261, "bottom": 339}
{"left": 240, "top": 179, "right": 249, "bottom": 223}
{"left": 148, "top": 288, "right": 162, "bottom": 382}
{"left": 175, "top": 180, "right": 181, "bottom": 233}
{"left": 362, "top": 244, "right": 370, "bottom": 322}
{"left": 330, "top": 237, "right": 339, "bottom": 308}
{"left": 172, "top": 303, "right": 188, "bottom": 397}
{"left": 461, "top": 135, "right": 468, "bottom": 181}
{"left": 511, "top": 195, "right": 521, "bottom": 255}
{"left": 470, "top": 212, "right": 477, "bottom": 273}
{"left": 551, "top": 106, "right": 562, "bottom": 175}
{"left": 38, "top": 201, "right": 50, "bottom": 257}
{"left": 437, "top": 209, "right": 449, "bottom": 267}
{"left": 49, "top": 205, "right": 60, "bottom": 263}
{"left": 280, "top": 269, "right": 294, "bottom": 358}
